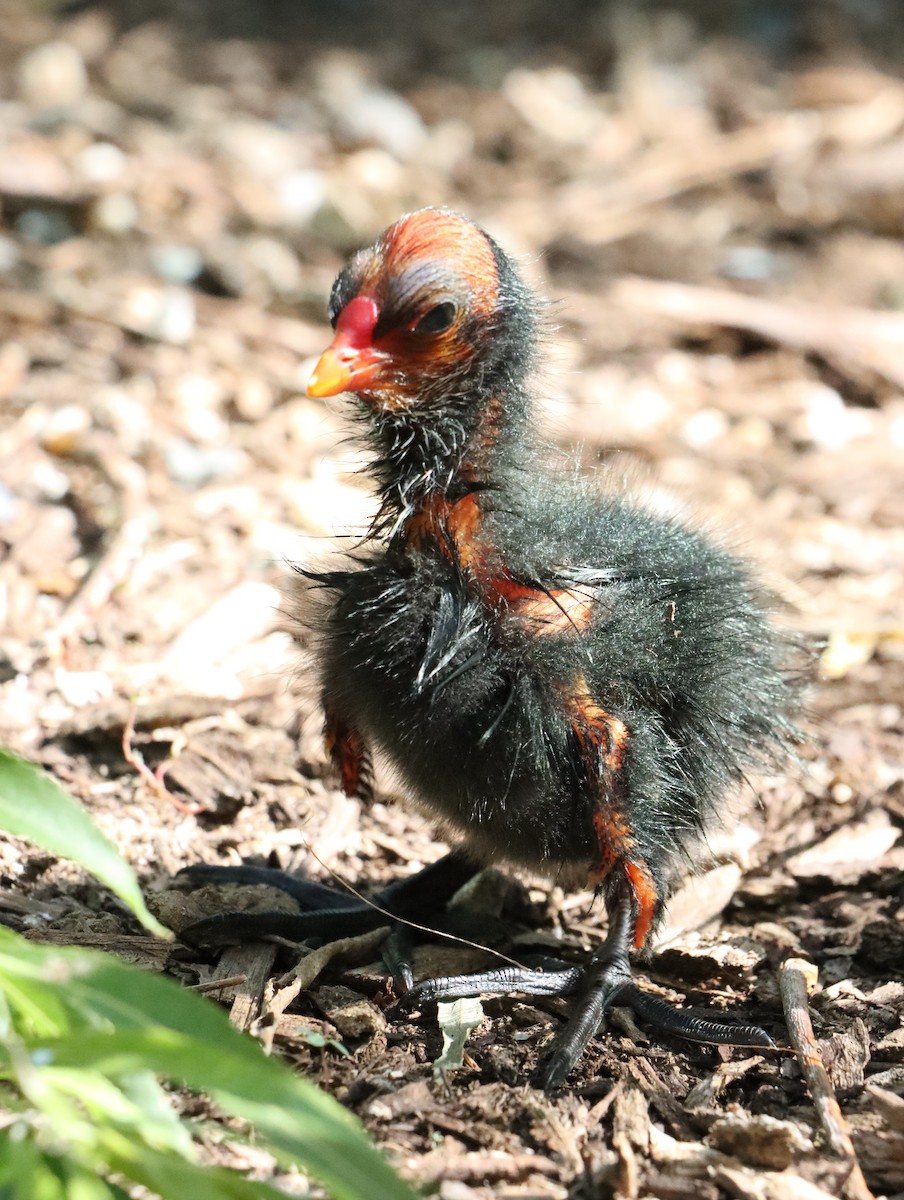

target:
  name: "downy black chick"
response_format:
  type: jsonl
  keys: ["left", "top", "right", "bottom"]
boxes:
{"left": 183, "top": 208, "right": 803, "bottom": 1087}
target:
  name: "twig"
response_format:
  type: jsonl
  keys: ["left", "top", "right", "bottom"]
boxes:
{"left": 122, "top": 700, "right": 202, "bottom": 815}
{"left": 611, "top": 275, "right": 904, "bottom": 390}
{"left": 254, "top": 924, "right": 390, "bottom": 1052}
{"left": 778, "top": 958, "right": 874, "bottom": 1200}
{"left": 190, "top": 974, "right": 248, "bottom": 993}
{"left": 299, "top": 835, "right": 532, "bottom": 972}
{"left": 555, "top": 115, "right": 822, "bottom": 246}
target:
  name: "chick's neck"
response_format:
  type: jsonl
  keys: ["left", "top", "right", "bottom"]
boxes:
{"left": 367, "top": 376, "right": 533, "bottom": 555}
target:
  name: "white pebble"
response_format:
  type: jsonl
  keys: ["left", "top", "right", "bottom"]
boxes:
{"left": 277, "top": 169, "right": 326, "bottom": 224}
{"left": 125, "top": 285, "right": 195, "bottom": 344}
{"left": 54, "top": 669, "right": 113, "bottom": 707}
{"left": 92, "top": 192, "right": 138, "bottom": 235}
{"left": 801, "top": 383, "right": 872, "bottom": 450}
{"left": 77, "top": 141, "right": 126, "bottom": 184}
{"left": 683, "top": 407, "right": 728, "bottom": 448}
{"left": 18, "top": 41, "right": 87, "bottom": 110}
{"left": 40, "top": 404, "right": 90, "bottom": 456}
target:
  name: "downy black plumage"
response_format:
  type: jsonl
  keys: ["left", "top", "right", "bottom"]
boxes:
{"left": 182, "top": 208, "right": 804, "bottom": 1087}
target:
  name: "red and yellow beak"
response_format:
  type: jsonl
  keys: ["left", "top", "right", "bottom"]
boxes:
{"left": 307, "top": 296, "right": 389, "bottom": 398}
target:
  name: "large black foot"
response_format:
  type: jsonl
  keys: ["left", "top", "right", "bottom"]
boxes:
{"left": 176, "top": 850, "right": 476, "bottom": 949}
{"left": 401, "top": 894, "right": 774, "bottom": 1089}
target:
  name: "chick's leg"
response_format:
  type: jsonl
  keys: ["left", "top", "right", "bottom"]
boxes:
{"left": 545, "top": 684, "right": 774, "bottom": 1084}
{"left": 323, "top": 702, "right": 373, "bottom": 801}
{"left": 540, "top": 881, "right": 774, "bottom": 1089}
{"left": 401, "top": 685, "right": 773, "bottom": 1087}
{"left": 400, "top": 873, "right": 773, "bottom": 1091}
{"left": 178, "top": 850, "right": 477, "bottom": 953}
{"left": 179, "top": 707, "right": 388, "bottom": 943}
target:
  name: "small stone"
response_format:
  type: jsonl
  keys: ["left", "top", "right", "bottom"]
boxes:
{"left": 40, "top": 404, "right": 91, "bottom": 457}
{"left": 439, "top": 1183, "right": 480, "bottom": 1200}
{"left": 76, "top": 141, "right": 126, "bottom": 184}
{"left": 344, "top": 86, "right": 426, "bottom": 159}
{"left": 277, "top": 169, "right": 327, "bottom": 224}
{"left": 91, "top": 192, "right": 138, "bottom": 235}
{"left": 721, "top": 245, "right": 780, "bottom": 282}
{"left": 233, "top": 375, "right": 274, "bottom": 420}
{"left": 683, "top": 407, "right": 729, "bottom": 448}
{"left": 164, "top": 437, "right": 246, "bottom": 488}
{"left": 170, "top": 374, "right": 226, "bottom": 437}
{"left": 317, "top": 55, "right": 426, "bottom": 161}
{"left": 312, "top": 985, "right": 387, "bottom": 1039}
{"left": 54, "top": 669, "right": 113, "bottom": 707}
{"left": 345, "top": 148, "right": 405, "bottom": 194}
{"left": 15, "top": 208, "right": 75, "bottom": 246}
{"left": 18, "top": 41, "right": 88, "bottom": 110}
{"left": 30, "top": 461, "right": 71, "bottom": 502}
{"left": 0, "top": 235, "right": 21, "bottom": 274}
{"left": 149, "top": 243, "right": 204, "bottom": 285}
{"left": 243, "top": 236, "right": 303, "bottom": 297}
{"left": 0, "top": 484, "right": 17, "bottom": 526}
{"left": 798, "top": 383, "right": 872, "bottom": 450}
{"left": 125, "top": 285, "right": 195, "bottom": 344}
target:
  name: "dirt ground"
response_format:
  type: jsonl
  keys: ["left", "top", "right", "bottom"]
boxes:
{"left": 2, "top": 2, "right": 903, "bottom": 1197}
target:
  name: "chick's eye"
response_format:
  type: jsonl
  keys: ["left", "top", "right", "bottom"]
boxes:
{"left": 413, "top": 301, "right": 457, "bottom": 335}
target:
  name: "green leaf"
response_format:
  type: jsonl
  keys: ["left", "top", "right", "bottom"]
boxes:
{"left": 0, "top": 931, "right": 417, "bottom": 1200}
{"left": 34, "top": 1067, "right": 194, "bottom": 1158}
{"left": 0, "top": 749, "right": 169, "bottom": 938}
{"left": 104, "top": 1143, "right": 292, "bottom": 1200}
{"left": 0, "top": 1141, "right": 130, "bottom": 1200}
{"left": 47, "top": 1028, "right": 413, "bottom": 1200}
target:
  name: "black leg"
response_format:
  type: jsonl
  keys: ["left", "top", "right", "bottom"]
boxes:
{"left": 373, "top": 851, "right": 476, "bottom": 917}
{"left": 176, "top": 855, "right": 773, "bottom": 1085}
{"left": 540, "top": 895, "right": 637, "bottom": 1088}
{"left": 399, "top": 888, "right": 774, "bottom": 1089}
{"left": 176, "top": 863, "right": 353, "bottom": 909}
{"left": 178, "top": 850, "right": 477, "bottom": 949}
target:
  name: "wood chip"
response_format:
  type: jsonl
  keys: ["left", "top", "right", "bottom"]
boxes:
{"left": 685, "top": 1056, "right": 765, "bottom": 1110}
{"left": 706, "top": 1114, "right": 812, "bottom": 1170}
{"left": 786, "top": 813, "right": 898, "bottom": 883}
{"left": 207, "top": 941, "right": 277, "bottom": 1031}
{"left": 778, "top": 958, "right": 875, "bottom": 1200}
{"left": 254, "top": 924, "right": 390, "bottom": 1050}
{"left": 714, "top": 1165, "right": 841, "bottom": 1200}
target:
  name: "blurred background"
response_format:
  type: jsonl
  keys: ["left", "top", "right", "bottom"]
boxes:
{"left": 1, "top": 2, "right": 903, "bottom": 1194}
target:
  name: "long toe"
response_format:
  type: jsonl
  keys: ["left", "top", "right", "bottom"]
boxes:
{"left": 400, "top": 963, "right": 582, "bottom": 1009}
{"left": 180, "top": 902, "right": 389, "bottom": 947}
{"left": 540, "top": 957, "right": 634, "bottom": 1090}
{"left": 176, "top": 851, "right": 479, "bottom": 949}
{"left": 175, "top": 863, "right": 357, "bottom": 909}
{"left": 625, "top": 985, "right": 776, "bottom": 1049}
{"left": 540, "top": 970, "right": 775, "bottom": 1090}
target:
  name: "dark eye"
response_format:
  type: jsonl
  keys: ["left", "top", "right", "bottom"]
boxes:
{"left": 413, "top": 301, "right": 457, "bottom": 334}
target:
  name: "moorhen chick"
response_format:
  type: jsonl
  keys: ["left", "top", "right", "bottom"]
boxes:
{"left": 182, "top": 208, "right": 802, "bottom": 1087}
